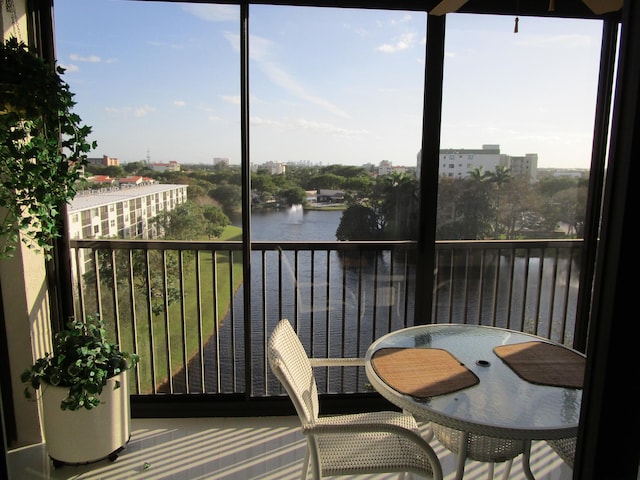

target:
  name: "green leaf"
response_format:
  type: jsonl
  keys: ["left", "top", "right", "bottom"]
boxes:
{"left": 0, "top": 37, "right": 98, "bottom": 259}
{"left": 20, "top": 315, "right": 139, "bottom": 411}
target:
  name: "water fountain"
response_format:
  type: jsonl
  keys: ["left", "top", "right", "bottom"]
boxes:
{"left": 287, "top": 204, "right": 303, "bottom": 224}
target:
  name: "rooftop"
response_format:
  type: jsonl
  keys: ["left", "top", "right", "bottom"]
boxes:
{"left": 69, "top": 184, "right": 188, "bottom": 212}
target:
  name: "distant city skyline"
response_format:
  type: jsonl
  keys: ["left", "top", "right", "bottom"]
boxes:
{"left": 111, "top": 154, "right": 589, "bottom": 175}
{"left": 53, "top": 1, "right": 604, "bottom": 169}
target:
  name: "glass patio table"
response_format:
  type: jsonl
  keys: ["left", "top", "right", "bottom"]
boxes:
{"left": 364, "top": 324, "right": 584, "bottom": 480}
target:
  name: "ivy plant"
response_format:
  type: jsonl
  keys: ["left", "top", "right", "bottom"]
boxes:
{"left": 0, "top": 37, "right": 96, "bottom": 259}
{"left": 20, "top": 315, "right": 140, "bottom": 411}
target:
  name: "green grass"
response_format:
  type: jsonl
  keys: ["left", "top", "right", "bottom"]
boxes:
{"left": 112, "top": 225, "right": 244, "bottom": 393}
{"left": 219, "top": 225, "right": 242, "bottom": 241}
{"left": 304, "top": 204, "right": 347, "bottom": 211}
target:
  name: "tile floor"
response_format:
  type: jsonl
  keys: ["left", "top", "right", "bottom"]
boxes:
{"left": 7, "top": 416, "right": 572, "bottom": 479}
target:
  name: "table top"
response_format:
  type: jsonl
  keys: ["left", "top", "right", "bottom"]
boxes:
{"left": 364, "top": 324, "right": 584, "bottom": 440}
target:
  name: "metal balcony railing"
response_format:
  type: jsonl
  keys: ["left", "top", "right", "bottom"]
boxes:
{"left": 68, "top": 238, "right": 582, "bottom": 400}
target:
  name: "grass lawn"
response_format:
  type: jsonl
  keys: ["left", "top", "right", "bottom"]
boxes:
{"left": 118, "top": 225, "right": 244, "bottom": 393}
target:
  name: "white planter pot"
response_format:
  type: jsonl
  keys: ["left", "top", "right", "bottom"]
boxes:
{"left": 41, "top": 371, "right": 131, "bottom": 466}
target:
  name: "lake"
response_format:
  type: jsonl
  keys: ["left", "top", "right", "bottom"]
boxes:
{"left": 241, "top": 206, "right": 344, "bottom": 241}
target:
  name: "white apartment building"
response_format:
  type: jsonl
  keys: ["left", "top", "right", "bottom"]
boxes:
{"left": 439, "top": 144, "right": 505, "bottom": 178}
{"left": 417, "top": 144, "right": 538, "bottom": 180}
{"left": 67, "top": 184, "right": 188, "bottom": 240}
{"left": 253, "top": 161, "right": 287, "bottom": 175}
{"left": 375, "top": 160, "right": 408, "bottom": 176}
{"left": 149, "top": 160, "right": 181, "bottom": 172}
{"left": 378, "top": 160, "right": 394, "bottom": 176}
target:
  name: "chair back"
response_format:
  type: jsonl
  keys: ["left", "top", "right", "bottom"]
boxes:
{"left": 268, "top": 319, "right": 319, "bottom": 426}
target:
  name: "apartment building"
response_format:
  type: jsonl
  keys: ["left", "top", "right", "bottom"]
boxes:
{"left": 376, "top": 160, "right": 409, "bottom": 176}
{"left": 149, "top": 160, "right": 181, "bottom": 172}
{"left": 86, "top": 154, "right": 120, "bottom": 167}
{"left": 439, "top": 144, "right": 504, "bottom": 177}
{"left": 506, "top": 153, "right": 538, "bottom": 181}
{"left": 253, "top": 161, "right": 287, "bottom": 175}
{"left": 67, "top": 184, "right": 188, "bottom": 240}
{"left": 417, "top": 144, "right": 539, "bottom": 180}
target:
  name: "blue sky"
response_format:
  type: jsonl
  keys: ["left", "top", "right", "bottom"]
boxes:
{"left": 53, "top": 1, "right": 604, "bottom": 169}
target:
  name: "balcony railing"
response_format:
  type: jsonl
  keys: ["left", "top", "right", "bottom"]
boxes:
{"left": 68, "top": 238, "right": 582, "bottom": 401}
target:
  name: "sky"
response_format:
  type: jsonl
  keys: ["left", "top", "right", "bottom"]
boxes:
{"left": 51, "top": 0, "right": 605, "bottom": 169}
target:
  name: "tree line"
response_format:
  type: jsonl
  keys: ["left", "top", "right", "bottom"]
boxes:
{"left": 83, "top": 162, "right": 587, "bottom": 242}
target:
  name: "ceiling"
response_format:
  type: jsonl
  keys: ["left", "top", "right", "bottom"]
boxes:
{"left": 429, "top": 0, "right": 623, "bottom": 16}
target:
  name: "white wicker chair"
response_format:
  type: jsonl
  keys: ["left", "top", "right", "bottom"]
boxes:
{"left": 547, "top": 437, "right": 576, "bottom": 468}
{"left": 268, "top": 319, "right": 444, "bottom": 480}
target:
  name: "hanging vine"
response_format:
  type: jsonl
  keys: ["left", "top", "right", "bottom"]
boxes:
{"left": 0, "top": 37, "right": 97, "bottom": 258}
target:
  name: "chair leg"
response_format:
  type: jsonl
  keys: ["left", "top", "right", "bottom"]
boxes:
{"left": 500, "top": 459, "right": 514, "bottom": 480}
{"left": 453, "top": 431, "right": 470, "bottom": 480}
{"left": 486, "top": 462, "right": 495, "bottom": 480}
{"left": 399, "top": 473, "right": 416, "bottom": 480}
{"left": 520, "top": 441, "right": 535, "bottom": 480}
{"left": 301, "top": 448, "right": 310, "bottom": 480}
{"left": 423, "top": 423, "right": 435, "bottom": 442}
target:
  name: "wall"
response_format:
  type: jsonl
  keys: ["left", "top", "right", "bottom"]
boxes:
{"left": 2, "top": 0, "right": 51, "bottom": 447}
{"left": 0, "top": 244, "right": 50, "bottom": 447}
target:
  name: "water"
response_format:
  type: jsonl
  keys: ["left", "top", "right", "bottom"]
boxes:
{"left": 248, "top": 206, "right": 342, "bottom": 241}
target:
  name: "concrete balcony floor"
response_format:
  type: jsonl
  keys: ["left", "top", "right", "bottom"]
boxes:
{"left": 8, "top": 416, "right": 572, "bottom": 479}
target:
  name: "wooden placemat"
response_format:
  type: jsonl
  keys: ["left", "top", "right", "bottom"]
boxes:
{"left": 493, "top": 341, "right": 585, "bottom": 389}
{"left": 370, "top": 347, "right": 479, "bottom": 398}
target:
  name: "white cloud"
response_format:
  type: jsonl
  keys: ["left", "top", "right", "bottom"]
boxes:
{"left": 250, "top": 116, "right": 286, "bottom": 128}
{"left": 377, "top": 32, "right": 416, "bottom": 53}
{"left": 146, "top": 40, "right": 185, "bottom": 50}
{"left": 250, "top": 115, "right": 370, "bottom": 138}
{"left": 343, "top": 23, "right": 369, "bottom": 37}
{"left": 225, "top": 32, "right": 349, "bottom": 118}
{"left": 222, "top": 95, "right": 240, "bottom": 105}
{"left": 261, "top": 62, "right": 349, "bottom": 118}
{"left": 182, "top": 4, "right": 238, "bottom": 22}
{"left": 295, "top": 119, "right": 368, "bottom": 137}
{"left": 104, "top": 105, "right": 155, "bottom": 117}
{"left": 174, "top": 100, "right": 186, "bottom": 107}
{"left": 389, "top": 14, "right": 413, "bottom": 25}
{"left": 69, "top": 53, "right": 102, "bottom": 63}
{"left": 134, "top": 105, "right": 155, "bottom": 117}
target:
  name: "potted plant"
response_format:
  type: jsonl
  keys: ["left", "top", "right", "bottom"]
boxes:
{"left": 21, "top": 315, "right": 140, "bottom": 466}
{"left": 1, "top": 36, "right": 96, "bottom": 259}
